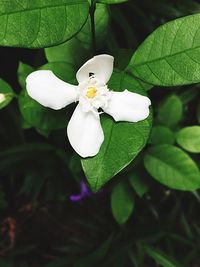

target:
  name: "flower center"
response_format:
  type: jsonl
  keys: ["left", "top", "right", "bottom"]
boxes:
{"left": 86, "top": 86, "right": 97, "bottom": 99}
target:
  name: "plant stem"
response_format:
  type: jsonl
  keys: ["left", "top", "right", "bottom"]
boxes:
{"left": 90, "top": 0, "right": 96, "bottom": 55}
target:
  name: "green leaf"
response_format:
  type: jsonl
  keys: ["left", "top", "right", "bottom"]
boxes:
{"left": 144, "top": 144, "right": 200, "bottom": 191}
{"left": 45, "top": 37, "right": 91, "bottom": 68}
{"left": 0, "top": 0, "right": 89, "bottom": 48}
{"left": 176, "top": 126, "right": 200, "bottom": 153}
{"left": 18, "top": 62, "right": 75, "bottom": 133}
{"left": 112, "top": 49, "right": 134, "bottom": 71}
{"left": 129, "top": 174, "right": 149, "bottom": 197}
{"left": 145, "top": 245, "right": 179, "bottom": 267}
{"left": 128, "top": 13, "right": 200, "bottom": 86}
{"left": 18, "top": 62, "right": 34, "bottom": 89}
{"left": 111, "top": 182, "right": 134, "bottom": 224}
{"left": 157, "top": 95, "right": 183, "bottom": 128}
{"left": 44, "top": 3, "right": 109, "bottom": 66}
{"left": 149, "top": 126, "right": 175, "bottom": 145}
{"left": 82, "top": 71, "right": 152, "bottom": 192}
{"left": 97, "top": 0, "right": 128, "bottom": 4}
{"left": 39, "top": 62, "right": 76, "bottom": 83}
{"left": 0, "top": 79, "right": 15, "bottom": 109}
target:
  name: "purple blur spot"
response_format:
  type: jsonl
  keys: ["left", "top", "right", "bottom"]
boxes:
{"left": 70, "top": 181, "right": 91, "bottom": 202}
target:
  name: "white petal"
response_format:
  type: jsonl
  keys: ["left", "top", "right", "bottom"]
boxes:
{"left": 67, "top": 104, "right": 104, "bottom": 158}
{"left": 76, "top": 54, "right": 114, "bottom": 84}
{"left": 26, "top": 70, "right": 78, "bottom": 110}
{"left": 104, "top": 90, "right": 151, "bottom": 122}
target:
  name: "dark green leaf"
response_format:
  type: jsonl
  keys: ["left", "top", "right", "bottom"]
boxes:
{"left": 144, "top": 144, "right": 200, "bottom": 191}
{"left": 18, "top": 62, "right": 34, "bottom": 89}
{"left": 111, "top": 182, "right": 134, "bottom": 224}
{"left": 149, "top": 126, "right": 175, "bottom": 145}
{"left": 82, "top": 71, "right": 152, "bottom": 192}
{"left": 128, "top": 13, "right": 200, "bottom": 86}
{"left": 157, "top": 95, "right": 183, "bottom": 128}
{"left": 129, "top": 174, "right": 149, "bottom": 197}
{"left": 0, "top": 0, "right": 89, "bottom": 48}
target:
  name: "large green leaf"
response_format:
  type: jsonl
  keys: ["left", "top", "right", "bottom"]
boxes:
{"left": 111, "top": 182, "right": 134, "bottom": 224}
{"left": 176, "top": 126, "right": 200, "bottom": 153}
{"left": 0, "top": 79, "right": 15, "bottom": 109}
{"left": 0, "top": 0, "right": 89, "bottom": 48}
{"left": 45, "top": 3, "right": 109, "bottom": 66}
{"left": 82, "top": 71, "right": 152, "bottom": 192}
{"left": 144, "top": 144, "right": 200, "bottom": 191}
{"left": 128, "top": 13, "right": 200, "bottom": 86}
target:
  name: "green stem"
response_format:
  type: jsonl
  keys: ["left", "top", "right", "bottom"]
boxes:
{"left": 90, "top": 0, "right": 96, "bottom": 55}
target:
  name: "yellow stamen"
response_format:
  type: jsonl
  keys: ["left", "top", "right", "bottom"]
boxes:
{"left": 86, "top": 86, "right": 97, "bottom": 99}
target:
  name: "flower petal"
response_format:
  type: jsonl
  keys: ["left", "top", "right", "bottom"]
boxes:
{"left": 104, "top": 90, "right": 151, "bottom": 122}
{"left": 26, "top": 70, "right": 78, "bottom": 110}
{"left": 76, "top": 54, "right": 114, "bottom": 84}
{"left": 67, "top": 104, "right": 104, "bottom": 158}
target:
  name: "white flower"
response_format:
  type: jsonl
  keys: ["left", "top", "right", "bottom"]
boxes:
{"left": 26, "top": 54, "right": 151, "bottom": 158}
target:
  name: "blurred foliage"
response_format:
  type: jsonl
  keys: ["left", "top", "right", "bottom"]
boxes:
{"left": 1, "top": 0, "right": 200, "bottom": 266}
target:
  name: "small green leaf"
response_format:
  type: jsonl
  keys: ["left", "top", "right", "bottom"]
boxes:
{"left": 18, "top": 62, "right": 34, "bottom": 89}
{"left": 0, "top": 0, "right": 89, "bottom": 48}
{"left": 149, "top": 126, "right": 175, "bottom": 145}
{"left": 144, "top": 144, "right": 200, "bottom": 191}
{"left": 128, "top": 13, "right": 200, "bottom": 86}
{"left": 158, "top": 95, "right": 183, "bottom": 128}
{"left": 0, "top": 79, "right": 15, "bottom": 109}
{"left": 176, "top": 126, "right": 200, "bottom": 153}
{"left": 111, "top": 182, "right": 134, "bottom": 224}
{"left": 145, "top": 245, "right": 179, "bottom": 267}
{"left": 129, "top": 174, "right": 149, "bottom": 197}
{"left": 82, "top": 71, "right": 152, "bottom": 192}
